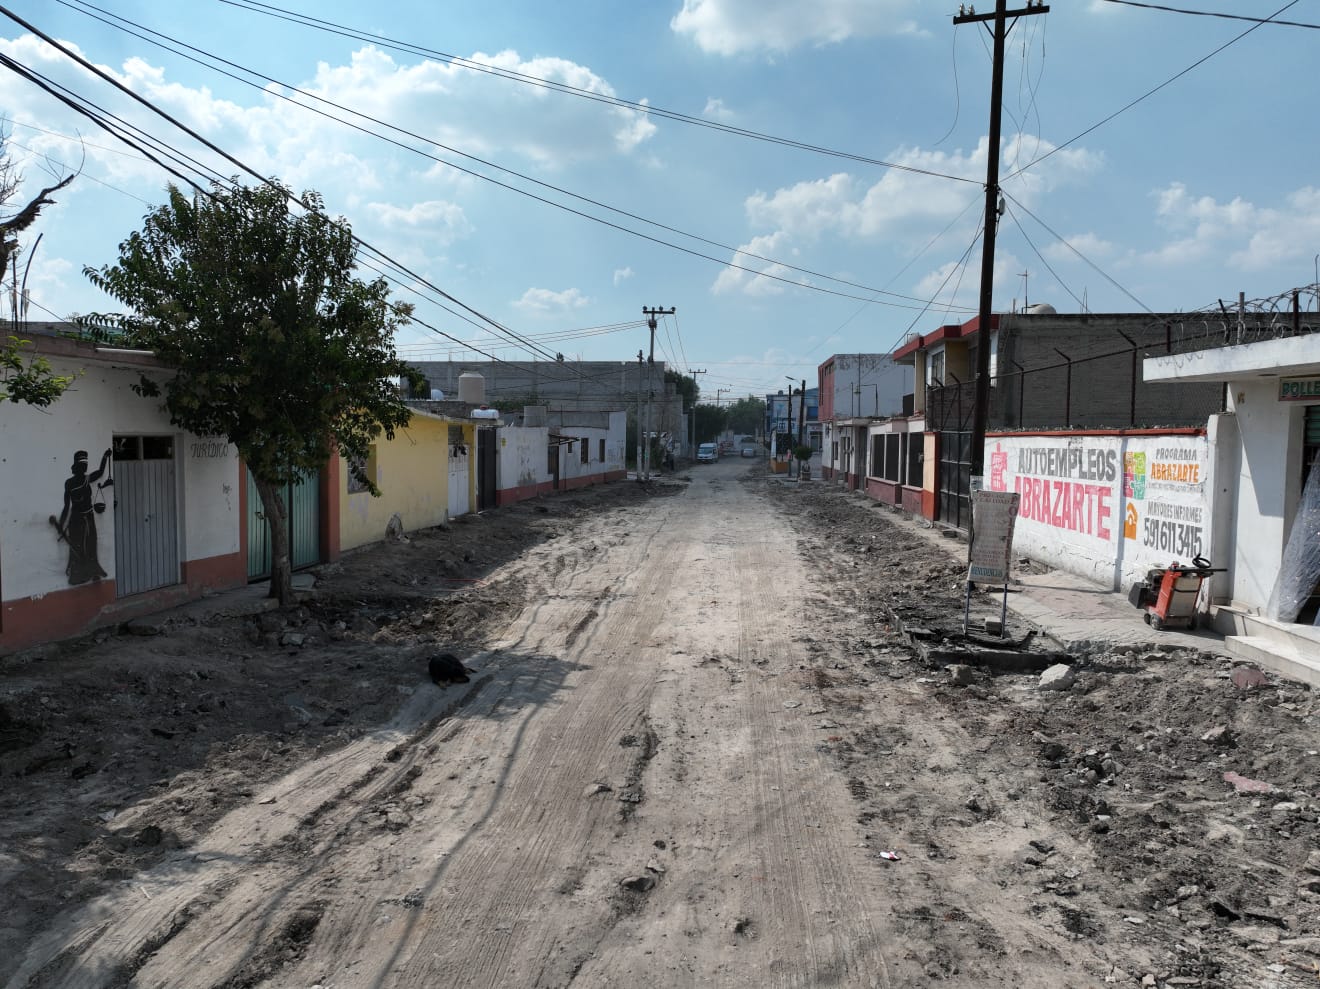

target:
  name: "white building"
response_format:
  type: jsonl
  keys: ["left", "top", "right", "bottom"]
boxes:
{"left": 1, "top": 331, "right": 245, "bottom": 652}
{"left": 1145, "top": 334, "right": 1320, "bottom": 680}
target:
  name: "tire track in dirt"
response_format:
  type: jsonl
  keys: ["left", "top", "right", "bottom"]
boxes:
{"left": 565, "top": 470, "right": 899, "bottom": 988}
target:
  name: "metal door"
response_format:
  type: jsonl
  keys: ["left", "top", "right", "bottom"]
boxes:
{"left": 113, "top": 437, "right": 179, "bottom": 597}
{"left": 246, "top": 470, "right": 321, "bottom": 580}
{"left": 448, "top": 442, "right": 471, "bottom": 518}
{"left": 937, "top": 430, "right": 972, "bottom": 531}
{"left": 548, "top": 442, "right": 560, "bottom": 491}
{"left": 477, "top": 428, "right": 497, "bottom": 511}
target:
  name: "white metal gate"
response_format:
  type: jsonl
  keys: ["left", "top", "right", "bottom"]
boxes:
{"left": 448, "top": 440, "right": 470, "bottom": 518}
{"left": 113, "top": 436, "right": 180, "bottom": 597}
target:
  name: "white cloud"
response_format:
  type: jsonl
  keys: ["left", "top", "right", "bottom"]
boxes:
{"left": 703, "top": 98, "right": 735, "bottom": 122}
{"left": 1043, "top": 232, "right": 1114, "bottom": 263}
{"left": 299, "top": 46, "right": 655, "bottom": 169}
{"left": 367, "top": 200, "right": 471, "bottom": 243}
{"left": 1143, "top": 182, "right": 1320, "bottom": 270}
{"left": 613, "top": 267, "right": 634, "bottom": 286}
{"left": 712, "top": 231, "right": 805, "bottom": 296}
{"left": 712, "top": 134, "right": 1101, "bottom": 297}
{"left": 513, "top": 287, "right": 591, "bottom": 313}
{"left": 912, "top": 253, "right": 1024, "bottom": 314}
{"left": 672, "top": 0, "right": 921, "bottom": 55}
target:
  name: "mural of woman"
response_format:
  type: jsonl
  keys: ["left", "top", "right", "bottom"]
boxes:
{"left": 54, "top": 448, "right": 113, "bottom": 585}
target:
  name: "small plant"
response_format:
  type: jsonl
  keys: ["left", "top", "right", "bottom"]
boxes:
{"left": 793, "top": 444, "right": 813, "bottom": 463}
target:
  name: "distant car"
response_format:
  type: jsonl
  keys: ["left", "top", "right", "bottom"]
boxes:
{"left": 740, "top": 445, "right": 760, "bottom": 458}
{"left": 697, "top": 443, "right": 718, "bottom": 463}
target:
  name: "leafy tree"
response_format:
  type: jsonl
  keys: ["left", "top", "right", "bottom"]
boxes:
{"left": 664, "top": 369, "right": 699, "bottom": 410}
{"left": 0, "top": 135, "right": 77, "bottom": 406}
{"left": 693, "top": 402, "right": 726, "bottom": 443}
{"left": 84, "top": 179, "right": 418, "bottom": 605}
{"left": 1, "top": 335, "right": 76, "bottom": 406}
{"left": 726, "top": 395, "right": 766, "bottom": 436}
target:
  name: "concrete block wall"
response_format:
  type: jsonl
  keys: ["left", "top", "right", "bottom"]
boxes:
{"left": 994, "top": 314, "right": 1225, "bottom": 429}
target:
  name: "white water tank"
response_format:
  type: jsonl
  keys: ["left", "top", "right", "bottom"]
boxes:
{"left": 1023, "top": 302, "right": 1058, "bottom": 315}
{"left": 457, "top": 372, "right": 485, "bottom": 404}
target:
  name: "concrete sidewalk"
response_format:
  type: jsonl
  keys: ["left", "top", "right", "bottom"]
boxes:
{"left": 863, "top": 494, "right": 1225, "bottom": 655}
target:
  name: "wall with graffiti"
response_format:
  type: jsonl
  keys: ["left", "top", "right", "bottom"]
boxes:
{"left": 986, "top": 429, "right": 1221, "bottom": 590}
{"left": 2, "top": 346, "right": 243, "bottom": 650}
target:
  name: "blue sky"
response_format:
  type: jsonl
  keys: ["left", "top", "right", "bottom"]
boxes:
{"left": 3, "top": 0, "right": 1318, "bottom": 401}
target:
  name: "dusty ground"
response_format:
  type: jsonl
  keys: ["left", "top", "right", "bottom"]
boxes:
{"left": 1, "top": 461, "right": 1317, "bottom": 988}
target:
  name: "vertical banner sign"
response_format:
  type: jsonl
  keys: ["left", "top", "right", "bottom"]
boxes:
{"left": 968, "top": 490, "right": 1021, "bottom": 583}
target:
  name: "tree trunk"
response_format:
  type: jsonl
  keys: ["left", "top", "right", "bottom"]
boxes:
{"left": 253, "top": 475, "right": 294, "bottom": 607}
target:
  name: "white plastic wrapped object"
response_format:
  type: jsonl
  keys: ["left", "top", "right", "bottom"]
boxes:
{"left": 1266, "top": 461, "right": 1320, "bottom": 624}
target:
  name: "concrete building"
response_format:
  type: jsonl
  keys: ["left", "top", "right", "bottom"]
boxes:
{"left": 496, "top": 409, "right": 627, "bottom": 504}
{"left": 1141, "top": 331, "right": 1320, "bottom": 680}
{"left": 817, "top": 353, "right": 914, "bottom": 487}
{"left": 337, "top": 410, "right": 474, "bottom": 553}
{"left": 410, "top": 359, "right": 686, "bottom": 457}
{"left": 892, "top": 308, "right": 1228, "bottom": 530}
{"left": 1, "top": 330, "right": 247, "bottom": 651}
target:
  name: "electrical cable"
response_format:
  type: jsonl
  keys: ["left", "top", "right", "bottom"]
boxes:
{"left": 1004, "top": 0, "right": 1301, "bottom": 181}
{"left": 1098, "top": 0, "right": 1319, "bottom": 29}
{"left": 881, "top": 218, "right": 986, "bottom": 358}
{"left": 999, "top": 189, "right": 1153, "bottom": 313}
{"left": 0, "top": 4, "right": 593, "bottom": 370}
{"left": 52, "top": 0, "right": 973, "bottom": 312}
{"left": 1000, "top": 198, "right": 1085, "bottom": 311}
{"left": 213, "top": 0, "right": 982, "bottom": 185}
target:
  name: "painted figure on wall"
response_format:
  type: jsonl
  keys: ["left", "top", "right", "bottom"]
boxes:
{"left": 51, "top": 448, "right": 113, "bottom": 585}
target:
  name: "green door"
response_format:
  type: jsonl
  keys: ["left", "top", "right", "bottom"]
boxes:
{"left": 246, "top": 469, "right": 321, "bottom": 580}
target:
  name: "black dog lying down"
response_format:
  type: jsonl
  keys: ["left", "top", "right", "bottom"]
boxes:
{"left": 428, "top": 653, "right": 472, "bottom": 686}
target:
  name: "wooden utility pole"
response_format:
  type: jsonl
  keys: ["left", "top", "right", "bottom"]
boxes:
{"left": 687, "top": 368, "right": 705, "bottom": 456}
{"left": 642, "top": 306, "right": 675, "bottom": 480}
{"left": 954, "top": 0, "right": 1048, "bottom": 532}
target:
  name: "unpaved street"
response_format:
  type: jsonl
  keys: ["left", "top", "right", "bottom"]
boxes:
{"left": 4, "top": 461, "right": 1319, "bottom": 988}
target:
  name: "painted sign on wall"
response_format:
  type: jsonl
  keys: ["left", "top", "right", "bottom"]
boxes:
{"left": 1279, "top": 376, "right": 1320, "bottom": 402}
{"left": 987, "top": 435, "right": 1122, "bottom": 584}
{"left": 987, "top": 432, "right": 1212, "bottom": 589}
{"left": 1120, "top": 436, "right": 1211, "bottom": 580}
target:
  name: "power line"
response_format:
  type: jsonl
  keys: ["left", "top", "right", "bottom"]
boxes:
{"left": 53, "top": 0, "right": 976, "bottom": 313}
{"left": 1000, "top": 198, "right": 1084, "bottom": 311}
{"left": 1003, "top": 0, "right": 1301, "bottom": 181}
{"left": 999, "top": 189, "right": 1153, "bottom": 313}
{"left": 214, "top": 0, "right": 982, "bottom": 186}
{"left": 1099, "top": 0, "right": 1319, "bottom": 29}
{"left": 0, "top": 5, "right": 588, "bottom": 371}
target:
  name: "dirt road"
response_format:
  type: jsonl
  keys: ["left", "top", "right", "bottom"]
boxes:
{"left": 4, "top": 461, "right": 1318, "bottom": 988}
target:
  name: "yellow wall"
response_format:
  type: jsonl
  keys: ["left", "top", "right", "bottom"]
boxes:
{"left": 339, "top": 414, "right": 452, "bottom": 552}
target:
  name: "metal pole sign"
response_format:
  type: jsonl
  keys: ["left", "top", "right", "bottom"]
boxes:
{"left": 964, "top": 489, "right": 1020, "bottom": 635}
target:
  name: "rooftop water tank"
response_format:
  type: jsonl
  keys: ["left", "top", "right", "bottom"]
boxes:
{"left": 457, "top": 371, "right": 485, "bottom": 404}
{"left": 1023, "top": 302, "right": 1058, "bottom": 315}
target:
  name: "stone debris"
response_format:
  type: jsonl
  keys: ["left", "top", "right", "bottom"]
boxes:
{"left": 1222, "top": 771, "right": 1274, "bottom": 795}
{"left": 947, "top": 664, "right": 975, "bottom": 687}
{"left": 1037, "top": 664, "right": 1076, "bottom": 692}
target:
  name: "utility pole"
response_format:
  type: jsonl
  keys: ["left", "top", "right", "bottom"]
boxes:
{"left": 954, "top": 0, "right": 1048, "bottom": 538}
{"left": 635, "top": 349, "right": 644, "bottom": 481}
{"left": 642, "top": 306, "right": 675, "bottom": 481}
{"left": 785, "top": 387, "right": 793, "bottom": 463}
{"left": 687, "top": 368, "right": 706, "bottom": 458}
{"left": 797, "top": 379, "right": 806, "bottom": 478}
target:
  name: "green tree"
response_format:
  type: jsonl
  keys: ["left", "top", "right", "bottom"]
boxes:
{"left": 693, "top": 402, "right": 726, "bottom": 443}
{"left": 726, "top": 395, "right": 766, "bottom": 436}
{"left": 1, "top": 335, "right": 76, "bottom": 406}
{"left": 0, "top": 136, "right": 77, "bottom": 407}
{"left": 664, "top": 369, "right": 699, "bottom": 410}
{"left": 84, "top": 180, "right": 418, "bottom": 605}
